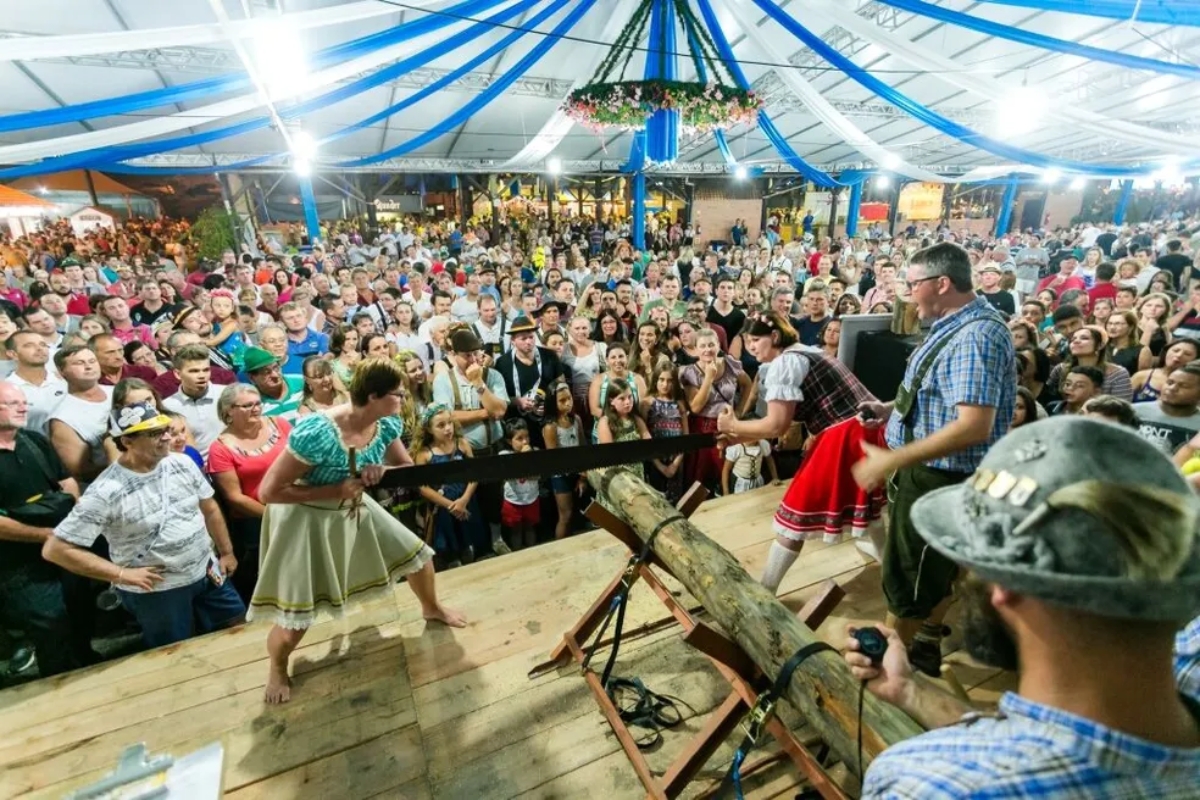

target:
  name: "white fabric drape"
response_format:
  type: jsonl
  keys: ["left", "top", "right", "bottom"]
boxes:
{"left": 719, "top": 0, "right": 946, "bottom": 183}
{"left": 794, "top": 0, "right": 1197, "bottom": 158}
{"left": 501, "top": 0, "right": 643, "bottom": 170}
{"left": 0, "top": 1, "right": 445, "bottom": 63}
{"left": 0, "top": 2, "right": 511, "bottom": 164}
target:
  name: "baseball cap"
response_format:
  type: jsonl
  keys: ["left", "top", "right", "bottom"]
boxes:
{"left": 109, "top": 401, "right": 171, "bottom": 438}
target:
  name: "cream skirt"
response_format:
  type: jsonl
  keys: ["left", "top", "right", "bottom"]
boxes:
{"left": 247, "top": 495, "right": 435, "bottom": 629}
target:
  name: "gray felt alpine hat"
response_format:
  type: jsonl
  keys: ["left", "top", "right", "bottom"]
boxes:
{"left": 911, "top": 417, "right": 1200, "bottom": 622}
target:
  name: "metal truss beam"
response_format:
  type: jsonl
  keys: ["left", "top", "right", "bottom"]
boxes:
{"left": 115, "top": 152, "right": 1004, "bottom": 176}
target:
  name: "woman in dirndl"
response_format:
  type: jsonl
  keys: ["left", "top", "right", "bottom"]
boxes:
{"left": 716, "top": 312, "right": 887, "bottom": 595}
{"left": 252, "top": 358, "right": 466, "bottom": 704}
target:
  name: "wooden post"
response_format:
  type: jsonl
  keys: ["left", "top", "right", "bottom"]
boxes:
{"left": 587, "top": 468, "right": 923, "bottom": 775}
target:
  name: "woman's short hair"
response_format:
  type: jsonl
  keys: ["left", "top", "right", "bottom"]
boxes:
{"left": 348, "top": 357, "right": 404, "bottom": 406}
{"left": 217, "top": 383, "right": 259, "bottom": 425}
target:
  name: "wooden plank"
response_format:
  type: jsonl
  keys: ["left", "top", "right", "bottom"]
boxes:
{"left": 225, "top": 726, "right": 427, "bottom": 800}
{"left": 8, "top": 636, "right": 417, "bottom": 798}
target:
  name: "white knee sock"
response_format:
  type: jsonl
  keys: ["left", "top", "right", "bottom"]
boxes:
{"left": 761, "top": 541, "right": 800, "bottom": 594}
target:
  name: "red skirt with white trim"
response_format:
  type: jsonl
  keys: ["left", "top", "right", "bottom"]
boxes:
{"left": 773, "top": 416, "right": 887, "bottom": 543}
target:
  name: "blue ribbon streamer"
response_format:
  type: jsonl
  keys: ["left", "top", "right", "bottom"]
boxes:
{"left": 632, "top": 171, "right": 647, "bottom": 248}
{"left": 2, "top": 0, "right": 533, "bottom": 179}
{"left": 0, "top": 0, "right": 510, "bottom": 134}
{"left": 977, "top": 1, "right": 1200, "bottom": 27}
{"left": 877, "top": 0, "right": 1200, "bottom": 81}
{"left": 644, "top": 0, "right": 680, "bottom": 164}
{"left": 694, "top": 0, "right": 839, "bottom": 187}
{"left": 621, "top": 129, "right": 648, "bottom": 173}
{"left": 749, "top": 0, "right": 1196, "bottom": 177}
{"left": 335, "top": 0, "right": 597, "bottom": 167}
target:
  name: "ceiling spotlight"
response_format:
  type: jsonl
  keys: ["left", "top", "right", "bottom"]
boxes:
{"left": 1041, "top": 168, "right": 1061, "bottom": 184}
{"left": 546, "top": 157, "right": 563, "bottom": 175}
{"left": 874, "top": 175, "right": 891, "bottom": 190}
{"left": 254, "top": 27, "right": 308, "bottom": 100}
{"left": 1069, "top": 177, "right": 1087, "bottom": 191}
{"left": 36, "top": 185, "right": 48, "bottom": 195}
{"left": 293, "top": 158, "right": 312, "bottom": 178}
{"left": 880, "top": 152, "right": 901, "bottom": 170}
{"left": 734, "top": 165, "right": 749, "bottom": 180}
{"left": 995, "top": 86, "right": 1045, "bottom": 138}
{"left": 290, "top": 130, "right": 318, "bottom": 161}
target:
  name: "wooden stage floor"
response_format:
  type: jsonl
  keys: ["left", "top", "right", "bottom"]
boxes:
{"left": 0, "top": 485, "right": 1015, "bottom": 799}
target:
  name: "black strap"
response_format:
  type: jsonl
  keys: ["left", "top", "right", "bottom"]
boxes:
{"left": 579, "top": 513, "right": 686, "bottom": 750}
{"left": 717, "top": 641, "right": 837, "bottom": 799}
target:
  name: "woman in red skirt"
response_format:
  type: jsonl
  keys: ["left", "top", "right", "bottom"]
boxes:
{"left": 681, "top": 328, "right": 753, "bottom": 492}
{"left": 716, "top": 312, "right": 886, "bottom": 594}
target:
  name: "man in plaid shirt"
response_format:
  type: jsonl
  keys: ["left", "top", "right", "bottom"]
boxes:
{"left": 844, "top": 418, "right": 1200, "bottom": 798}
{"left": 853, "top": 242, "right": 1015, "bottom": 675}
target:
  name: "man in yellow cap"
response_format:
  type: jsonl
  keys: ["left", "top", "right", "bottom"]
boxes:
{"left": 43, "top": 400, "right": 243, "bottom": 648}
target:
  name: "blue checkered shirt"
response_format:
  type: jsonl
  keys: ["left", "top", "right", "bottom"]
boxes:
{"left": 885, "top": 296, "right": 1016, "bottom": 473}
{"left": 1177, "top": 615, "right": 1200, "bottom": 700}
{"left": 863, "top": 689, "right": 1200, "bottom": 799}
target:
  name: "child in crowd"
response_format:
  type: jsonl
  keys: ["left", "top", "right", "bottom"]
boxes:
{"left": 500, "top": 419, "right": 540, "bottom": 550}
{"left": 722, "top": 439, "right": 778, "bottom": 496}
{"left": 596, "top": 377, "right": 651, "bottom": 477}
{"left": 542, "top": 381, "right": 583, "bottom": 540}
{"left": 646, "top": 364, "right": 688, "bottom": 503}
{"left": 412, "top": 404, "right": 487, "bottom": 568}
{"left": 164, "top": 411, "right": 205, "bottom": 472}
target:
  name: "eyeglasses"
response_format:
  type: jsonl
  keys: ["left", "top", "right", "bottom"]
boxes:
{"left": 232, "top": 401, "right": 263, "bottom": 410}
{"left": 906, "top": 276, "right": 941, "bottom": 291}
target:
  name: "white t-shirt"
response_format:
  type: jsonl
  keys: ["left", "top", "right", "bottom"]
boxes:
{"left": 9, "top": 372, "right": 67, "bottom": 435}
{"left": 450, "top": 295, "right": 481, "bottom": 325}
{"left": 49, "top": 387, "right": 114, "bottom": 469}
{"left": 54, "top": 453, "right": 215, "bottom": 593}
{"left": 500, "top": 449, "right": 540, "bottom": 505}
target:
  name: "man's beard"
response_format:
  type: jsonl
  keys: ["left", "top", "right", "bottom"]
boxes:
{"left": 960, "top": 576, "right": 1020, "bottom": 672}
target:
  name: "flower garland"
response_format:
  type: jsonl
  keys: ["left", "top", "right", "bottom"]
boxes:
{"left": 563, "top": 79, "right": 761, "bottom": 132}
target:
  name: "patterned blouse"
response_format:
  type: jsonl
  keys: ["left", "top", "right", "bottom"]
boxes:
{"left": 287, "top": 412, "right": 403, "bottom": 487}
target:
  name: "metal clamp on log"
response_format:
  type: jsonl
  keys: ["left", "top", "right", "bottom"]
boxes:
{"left": 719, "top": 641, "right": 837, "bottom": 799}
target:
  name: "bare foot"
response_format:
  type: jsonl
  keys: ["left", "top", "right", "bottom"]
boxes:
{"left": 423, "top": 605, "right": 468, "bottom": 628}
{"left": 264, "top": 663, "right": 292, "bottom": 704}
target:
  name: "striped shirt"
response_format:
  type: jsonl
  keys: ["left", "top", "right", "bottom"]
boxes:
{"left": 885, "top": 296, "right": 1016, "bottom": 473}
{"left": 1177, "top": 616, "right": 1200, "bottom": 699}
{"left": 863, "top": 690, "right": 1200, "bottom": 798}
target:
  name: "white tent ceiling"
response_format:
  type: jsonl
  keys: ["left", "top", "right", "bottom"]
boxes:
{"left": 0, "top": 0, "right": 1196, "bottom": 175}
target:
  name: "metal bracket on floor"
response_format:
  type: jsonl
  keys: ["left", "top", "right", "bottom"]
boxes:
{"left": 530, "top": 482, "right": 850, "bottom": 800}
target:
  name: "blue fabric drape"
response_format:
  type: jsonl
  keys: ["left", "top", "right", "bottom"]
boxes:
{"left": 336, "top": 0, "right": 597, "bottom": 167}
{"left": 694, "top": 0, "right": 839, "bottom": 187}
{"left": 1114, "top": 180, "right": 1134, "bottom": 225}
{"left": 995, "top": 178, "right": 1019, "bottom": 236}
{"left": 5, "top": 0, "right": 541, "bottom": 179}
{"left": 644, "top": 0, "right": 680, "bottom": 164}
{"left": 877, "top": 0, "right": 1200, "bottom": 81}
{"left": 298, "top": 175, "right": 322, "bottom": 243}
{"left": 749, "top": 0, "right": 1198, "bottom": 177}
{"left": 977, "top": 1, "right": 1200, "bottom": 27}
{"left": 0, "top": 0, "right": 510, "bottom": 134}
{"left": 846, "top": 181, "right": 863, "bottom": 237}
{"left": 621, "top": 130, "right": 648, "bottom": 173}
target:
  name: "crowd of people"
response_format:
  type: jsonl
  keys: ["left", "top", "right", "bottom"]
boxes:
{"left": 0, "top": 200, "right": 1198, "bottom": 789}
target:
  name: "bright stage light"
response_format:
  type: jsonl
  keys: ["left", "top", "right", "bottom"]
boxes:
{"left": 874, "top": 175, "right": 891, "bottom": 190}
{"left": 546, "top": 156, "right": 563, "bottom": 175}
{"left": 880, "top": 152, "right": 901, "bottom": 170}
{"left": 293, "top": 158, "right": 312, "bottom": 178}
{"left": 734, "top": 165, "right": 748, "bottom": 180}
{"left": 254, "top": 28, "right": 308, "bottom": 99}
{"left": 291, "top": 130, "right": 318, "bottom": 161}
{"left": 1069, "top": 177, "right": 1087, "bottom": 191}
{"left": 995, "top": 86, "right": 1045, "bottom": 138}
{"left": 1041, "top": 168, "right": 1061, "bottom": 184}
{"left": 1154, "top": 157, "right": 1185, "bottom": 188}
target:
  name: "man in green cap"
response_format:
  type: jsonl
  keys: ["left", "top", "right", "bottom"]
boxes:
{"left": 242, "top": 347, "right": 304, "bottom": 421}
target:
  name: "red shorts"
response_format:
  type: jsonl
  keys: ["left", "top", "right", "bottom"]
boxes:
{"left": 501, "top": 499, "right": 540, "bottom": 528}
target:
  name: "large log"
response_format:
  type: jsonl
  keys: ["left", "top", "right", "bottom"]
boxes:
{"left": 588, "top": 468, "right": 923, "bottom": 776}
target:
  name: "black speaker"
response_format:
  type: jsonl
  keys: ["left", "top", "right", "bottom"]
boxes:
{"left": 853, "top": 330, "right": 920, "bottom": 402}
